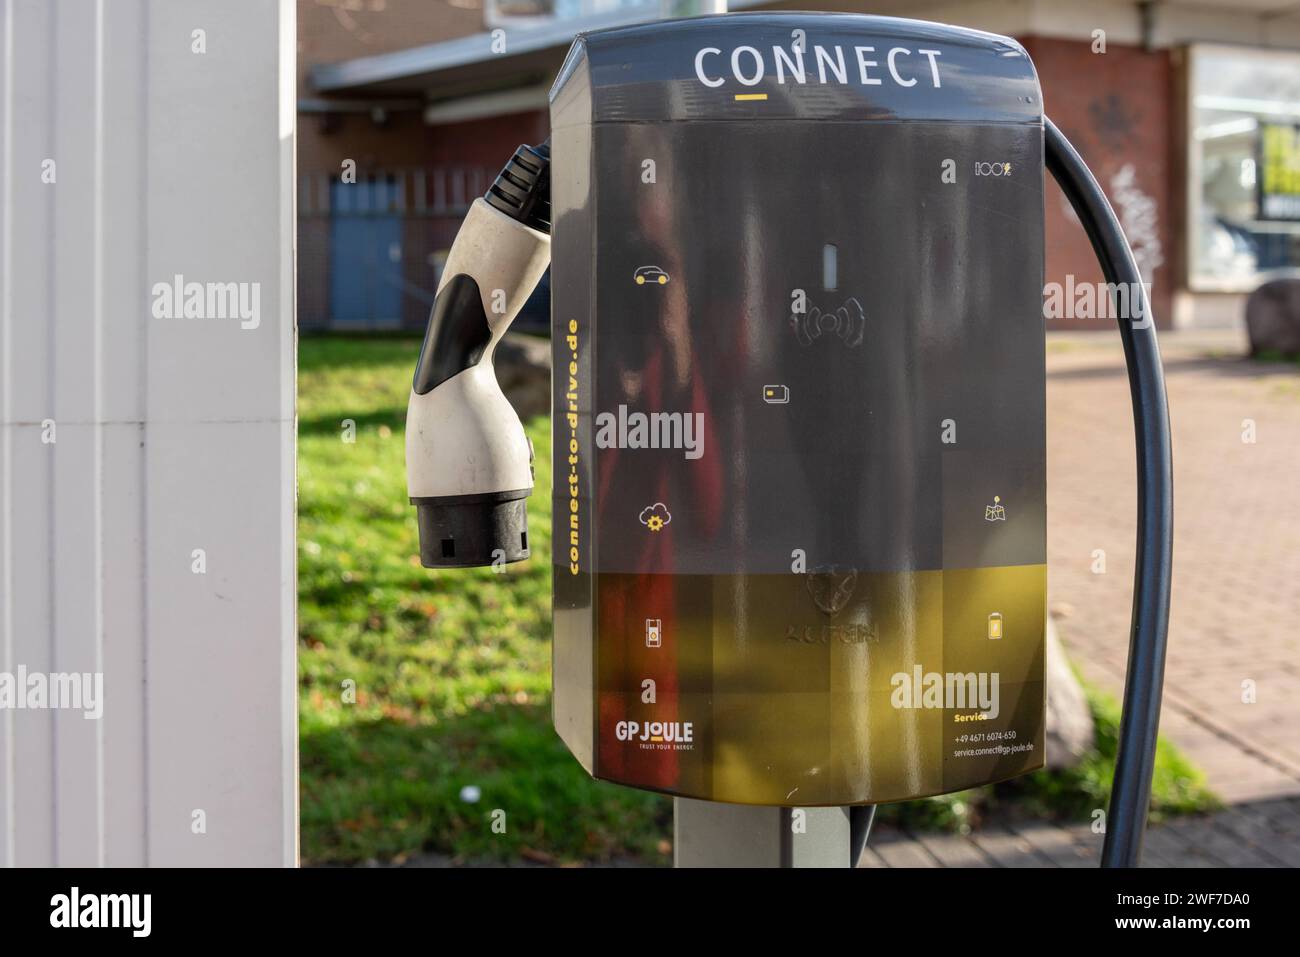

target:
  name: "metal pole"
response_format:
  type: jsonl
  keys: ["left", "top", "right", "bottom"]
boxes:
{"left": 674, "top": 799, "right": 853, "bottom": 868}
{"left": 665, "top": 0, "right": 728, "bottom": 19}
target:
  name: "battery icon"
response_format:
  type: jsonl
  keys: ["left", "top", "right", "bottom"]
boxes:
{"left": 763, "top": 384, "right": 790, "bottom": 404}
{"left": 646, "top": 618, "right": 662, "bottom": 648}
{"left": 987, "top": 612, "right": 1003, "bottom": 640}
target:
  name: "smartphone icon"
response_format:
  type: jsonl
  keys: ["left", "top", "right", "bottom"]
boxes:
{"left": 646, "top": 619, "right": 662, "bottom": 648}
{"left": 987, "top": 612, "right": 1003, "bottom": 640}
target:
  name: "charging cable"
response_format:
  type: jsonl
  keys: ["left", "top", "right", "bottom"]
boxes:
{"left": 1045, "top": 116, "right": 1174, "bottom": 868}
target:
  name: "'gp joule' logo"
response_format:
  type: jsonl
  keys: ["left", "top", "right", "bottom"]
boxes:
{"left": 615, "top": 719, "right": 694, "bottom": 749}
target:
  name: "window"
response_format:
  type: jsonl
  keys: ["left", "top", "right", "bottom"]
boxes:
{"left": 1188, "top": 44, "right": 1300, "bottom": 291}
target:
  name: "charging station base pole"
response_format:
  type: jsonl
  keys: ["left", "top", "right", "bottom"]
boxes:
{"left": 673, "top": 798, "right": 852, "bottom": 867}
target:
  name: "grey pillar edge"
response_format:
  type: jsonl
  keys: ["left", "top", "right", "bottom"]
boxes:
{"left": 674, "top": 798, "right": 853, "bottom": 868}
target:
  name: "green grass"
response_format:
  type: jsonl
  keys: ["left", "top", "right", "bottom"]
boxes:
{"left": 1253, "top": 348, "right": 1300, "bottom": 365}
{"left": 299, "top": 336, "right": 1214, "bottom": 864}
{"left": 878, "top": 681, "right": 1217, "bottom": 834}
{"left": 298, "top": 335, "right": 668, "bottom": 865}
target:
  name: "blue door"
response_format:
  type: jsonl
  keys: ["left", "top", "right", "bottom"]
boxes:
{"left": 329, "top": 178, "right": 403, "bottom": 329}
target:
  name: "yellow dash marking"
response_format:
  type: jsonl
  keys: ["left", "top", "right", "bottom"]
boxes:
{"left": 734, "top": 93, "right": 768, "bottom": 101}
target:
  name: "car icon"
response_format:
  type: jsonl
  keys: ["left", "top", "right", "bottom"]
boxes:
{"left": 634, "top": 265, "right": 669, "bottom": 286}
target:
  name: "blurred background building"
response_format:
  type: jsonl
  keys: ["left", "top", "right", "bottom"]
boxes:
{"left": 296, "top": 0, "right": 1300, "bottom": 334}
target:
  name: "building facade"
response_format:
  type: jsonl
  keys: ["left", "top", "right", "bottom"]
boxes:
{"left": 297, "top": 0, "right": 1300, "bottom": 332}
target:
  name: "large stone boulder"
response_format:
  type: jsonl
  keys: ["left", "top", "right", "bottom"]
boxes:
{"left": 1045, "top": 615, "right": 1096, "bottom": 770}
{"left": 495, "top": 332, "right": 551, "bottom": 419}
{"left": 1246, "top": 278, "right": 1300, "bottom": 357}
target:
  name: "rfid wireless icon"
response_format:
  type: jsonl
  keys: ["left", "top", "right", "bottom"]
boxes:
{"left": 791, "top": 297, "right": 866, "bottom": 348}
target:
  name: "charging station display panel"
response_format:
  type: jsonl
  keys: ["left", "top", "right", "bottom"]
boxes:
{"left": 552, "top": 14, "right": 1047, "bottom": 806}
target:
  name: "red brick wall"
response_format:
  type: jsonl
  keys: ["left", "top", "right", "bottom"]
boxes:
{"left": 1023, "top": 36, "right": 1174, "bottom": 330}
{"left": 299, "top": 109, "right": 549, "bottom": 178}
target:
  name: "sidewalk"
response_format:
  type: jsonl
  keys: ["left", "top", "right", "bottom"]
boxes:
{"left": 861, "top": 797, "right": 1300, "bottom": 868}
{"left": 860, "top": 329, "right": 1300, "bottom": 869}
{"left": 1046, "top": 329, "right": 1300, "bottom": 805}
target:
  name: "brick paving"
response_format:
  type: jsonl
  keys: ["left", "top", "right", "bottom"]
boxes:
{"left": 1045, "top": 330, "right": 1300, "bottom": 804}
{"left": 861, "top": 797, "right": 1300, "bottom": 868}
{"left": 863, "top": 329, "right": 1300, "bottom": 867}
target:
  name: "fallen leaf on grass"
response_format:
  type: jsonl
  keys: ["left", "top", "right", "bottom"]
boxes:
{"left": 519, "top": 847, "right": 556, "bottom": 865}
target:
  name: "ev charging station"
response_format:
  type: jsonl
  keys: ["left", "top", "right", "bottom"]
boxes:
{"left": 405, "top": 12, "right": 1172, "bottom": 868}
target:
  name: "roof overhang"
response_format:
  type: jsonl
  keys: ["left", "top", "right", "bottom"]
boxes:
{"left": 308, "top": 3, "right": 768, "bottom": 106}
{"left": 309, "top": 9, "right": 652, "bottom": 100}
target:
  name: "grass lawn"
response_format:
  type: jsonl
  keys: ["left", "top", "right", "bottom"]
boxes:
{"left": 298, "top": 335, "right": 1215, "bottom": 865}
{"left": 298, "top": 336, "right": 668, "bottom": 865}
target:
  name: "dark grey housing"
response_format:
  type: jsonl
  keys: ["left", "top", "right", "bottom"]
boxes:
{"left": 550, "top": 13, "right": 1049, "bottom": 805}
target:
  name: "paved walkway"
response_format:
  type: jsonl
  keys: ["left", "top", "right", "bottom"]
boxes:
{"left": 1046, "top": 330, "right": 1300, "bottom": 804}
{"left": 862, "top": 796, "right": 1300, "bottom": 868}
{"left": 863, "top": 329, "right": 1300, "bottom": 868}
